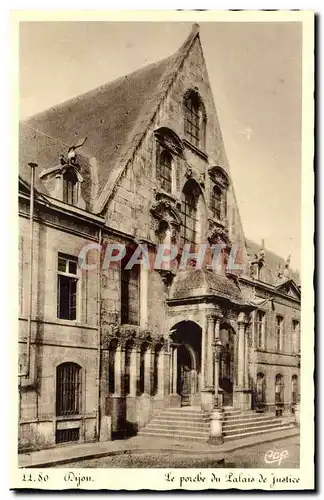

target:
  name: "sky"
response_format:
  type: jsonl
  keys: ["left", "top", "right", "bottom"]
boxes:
{"left": 19, "top": 21, "right": 302, "bottom": 270}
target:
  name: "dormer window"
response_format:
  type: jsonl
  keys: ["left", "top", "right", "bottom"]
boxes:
{"left": 183, "top": 90, "right": 206, "bottom": 150}
{"left": 63, "top": 169, "right": 78, "bottom": 205}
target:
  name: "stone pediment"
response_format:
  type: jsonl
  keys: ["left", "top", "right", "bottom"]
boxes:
{"left": 208, "top": 165, "right": 230, "bottom": 189}
{"left": 154, "top": 127, "right": 184, "bottom": 157}
{"left": 276, "top": 279, "right": 301, "bottom": 299}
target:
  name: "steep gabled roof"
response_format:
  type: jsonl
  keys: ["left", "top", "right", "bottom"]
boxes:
{"left": 245, "top": 238, "right": 300, "bottom": 286}
{"left": 19, "top": 24, "right": 201, "bottom": 214}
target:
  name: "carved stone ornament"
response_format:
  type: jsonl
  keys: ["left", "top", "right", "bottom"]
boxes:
{"left": 207, "top": 218, "right": 230, "bottom": 245}
{"left": 208, "top": 165, "right": 230, "bottom": 189}
{"left": 198, "top": 172, "right": 206, "bottom": 188}
{"left": 154, "top": 127, "right": 185, "bottom": 157}
{"left": 150, "top": 193, "right": 182, "bottom": 243}
{"left": 157, "top": 268, "right": 176, "bottom": 288}
{"left": 185, "top": 165, "right": 193, "bottom": 179}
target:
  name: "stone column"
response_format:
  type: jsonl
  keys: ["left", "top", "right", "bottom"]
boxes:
{"left": 114, "top": 344, "right": 125, "bottom": 396}
{"left": 157, "top": 348, "right": 165, "bottom": 395}
{"left": 244, "top": 325, "right": 249, "bottom": 387}
{"left": 206, "top": 314, "right": 215, "bottom": 389}
{"left": 214, "top": 317, "right": 222, "bottom": 406}
{"left": 237, "top": 317, "right": 246, "bottom": 389}
{"left": 234, "top": 313, "right": 251, "bottom": 411}
{"left": 172, "top": 346, "right": 178, "bottom": 394}
{"left": 201, "top": 316, "right": 206, "bottom": 389}
{"left": 129, "top": 346, "right": 139, "bottom": 397}
{"left": 144, "top": 346, "right": 152, "bottom": 395}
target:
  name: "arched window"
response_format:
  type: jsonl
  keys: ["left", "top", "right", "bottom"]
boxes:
{"left": 180, "top": 181, "right": 199, "bottom": 249}
{"left": 256, "top": 372, "right": 266, "bottom": 404}
{"left": 63, "top": 169, "right": 78, "bottom": 205}
{"left": 292, "top": 375, "right": 298, "bottom": 404}
{"left": 159, "top": 150, "right": 172, "bottom": 193}
{"left": 275, "top": 374, "right": 284, "bottom": 403}
{"left": 108, "top": 339, "right": 118, "bottom": 394}
{"left": 211, "top": 185, "right": 222, "bottom": 220}
{"left": 184, "top": 91, "right": 206, "bottom": 149}
{"left": 124, "top": 340, "right": 134, "bottom": 396}
{"left": 56, "top": 362, "right": 81, "bottom": 416}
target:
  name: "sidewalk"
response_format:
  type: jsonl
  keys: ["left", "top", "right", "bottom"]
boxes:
{"left": 18, "top": 427, "right": 299, "bottom": 468}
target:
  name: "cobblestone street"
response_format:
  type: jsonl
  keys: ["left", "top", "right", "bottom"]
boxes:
{"left": 225, "top": 435, "right": 299, "bottom": 468}
{"left": 55, "top": 436, "right": 299, "bottom": 469}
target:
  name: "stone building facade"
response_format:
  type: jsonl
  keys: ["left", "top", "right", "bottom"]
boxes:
{"left": 18, "top": 24, "right": 300, "bottom": 451}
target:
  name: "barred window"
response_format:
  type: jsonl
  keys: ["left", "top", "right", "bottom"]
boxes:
{"left": 180, "top": 182, "right": 198, "bottom": 249}
{"left": 275, "top": 374, "right": 284, "bottom": 403}
{"left": 57, "top": 254, "right": 78, "bottom": 321}
{"left": 276, "top": 315, "right": 283, "bottom": 351}
{"left": 56, "top": 362, "right": 81, "bottom": 416}
{"left": 255, "top": 311, "right": 266, "bottom": 349}
{"left": 63, "top": 169, "right": 78, "bottom": 205}
{"left": 184, "top": 92, "right": 205, "bottom": 149}
{"left": 159, "top": 150, "right": 172, "bottom": 193}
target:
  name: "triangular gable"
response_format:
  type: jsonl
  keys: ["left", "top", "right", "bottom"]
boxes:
{"left": 276, "top": 279, "right": 301, "bottom": 299}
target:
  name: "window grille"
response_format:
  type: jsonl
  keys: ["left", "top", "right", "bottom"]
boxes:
{"left": 56, "top": 362, "right": 81, "bottom": 416}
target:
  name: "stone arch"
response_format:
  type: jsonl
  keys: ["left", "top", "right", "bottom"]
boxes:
{"left": 169, "top": 320, "right": 202, "bottom": 406}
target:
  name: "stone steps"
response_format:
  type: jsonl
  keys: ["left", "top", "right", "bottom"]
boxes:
{"left": 138, "top": 407, "right": 296, "bottom": 443}
{"left": 138, "top": 407, "right": 209, "bottom": 442}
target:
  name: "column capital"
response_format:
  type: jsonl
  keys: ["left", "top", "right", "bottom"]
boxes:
{"left": 237, "top": 312, "right": 249, "bottom": 326}
{"left": 206, "top": 311, "right": 223, "bottom": 322}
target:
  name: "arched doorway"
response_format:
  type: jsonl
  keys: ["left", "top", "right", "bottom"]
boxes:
{"left": 219, "top": 324, "right": 236, "bottom": 407}
{"left": 169, "top": 321, "right": 202, "bottom": 407}
{"left": 177, "top": 344, "right": 192, "bottom": 406}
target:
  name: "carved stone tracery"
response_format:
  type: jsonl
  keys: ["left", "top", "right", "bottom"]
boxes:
{"left": 207, "top": 217, "right": 230, "bottom": 246}
{"left": 150, "top": 192, "right": 182, "bottom": 244}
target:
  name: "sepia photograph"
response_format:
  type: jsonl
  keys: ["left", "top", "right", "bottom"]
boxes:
{"left": 13, "top": 10, "right": 314, "bottom": 491}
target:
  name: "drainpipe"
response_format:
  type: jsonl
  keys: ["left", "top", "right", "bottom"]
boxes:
{"left": 96, "top": 227, "right": 102, "bottom": 439}
{"left": 19, "top": 162, "right": 38, "bottom": 378}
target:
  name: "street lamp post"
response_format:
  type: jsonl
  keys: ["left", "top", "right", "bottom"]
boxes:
{"left": 208, "top": 338, "right": 224, "bottom": 445}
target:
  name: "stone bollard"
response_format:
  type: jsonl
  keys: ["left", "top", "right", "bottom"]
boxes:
{"left": 99, "top": 415, "right": 112, "bottom": 442}
{"left": 294, "top": 403, "right": 300, "bottom": 426}
{"left": 208, "top": 408, "right": 224, "bottom": 445}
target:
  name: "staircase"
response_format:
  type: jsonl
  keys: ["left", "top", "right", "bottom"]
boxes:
{"left": 138, "top": 406, "right": 296, "bottom": 443}
{"left": 222, "top": 408, "right": 295, "bottom": 442}
{"left": 138, "top": 407, "right": 210, "bottom": 442}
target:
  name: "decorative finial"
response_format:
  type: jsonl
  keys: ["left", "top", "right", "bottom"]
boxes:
{"left": 192, "top": 23, "right": 200, "bottom": 35}
{"left": 283, "top": 254, "right": 291, "bottom": 278}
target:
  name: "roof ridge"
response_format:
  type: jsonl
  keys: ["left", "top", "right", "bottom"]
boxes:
{"left": 93, "top": 24, "right": 200, "bottom": 213}
{"left": 21, "top": 24, "right": 200, "bottom": 127}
